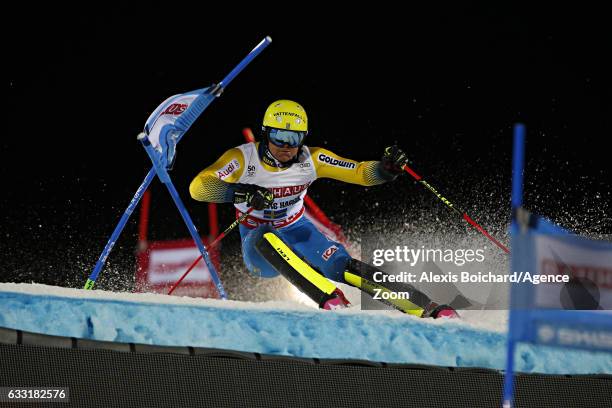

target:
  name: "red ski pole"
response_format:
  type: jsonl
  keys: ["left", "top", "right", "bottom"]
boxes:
{"left": 402, "top": 163, "right": 509, "bottom": 254}
{"left": 168, "top": 208, "right": 254, "bottom": 295}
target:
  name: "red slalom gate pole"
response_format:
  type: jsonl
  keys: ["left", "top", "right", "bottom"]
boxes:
{"left": 168, "top": 208, "right": 254, "bottom": 295}
{"left": 402, "top": 163, "right": 510, "bottom": 254}
{"left": 242, "top": 127, "right": 256, "bottom": 142}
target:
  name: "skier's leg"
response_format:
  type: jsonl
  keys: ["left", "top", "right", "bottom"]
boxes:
{"left": 241, "top": 222, "right": 346, "bottom": 307}
{"left": 262, "top": 217, "right": 453, "bottom": 316}
{"left": 254, "top": 228, "right": 350, "bottom": 309}
{"left": 239, "top": 219, "right": 346, "bottom": 307}
{"left": 284, "top": 219, "right": 457, "bottom": 317}
{"left": 281, "top": 217, "right": 352, "bottom": 284}
{"left": 274, "top": 219, "right": 453, "bottom": 316}
{"left": 247, "top": 217, "right": 456, "bottom": 317}
{"left": 240, "top": 223, "right": 280, "bottom": 278}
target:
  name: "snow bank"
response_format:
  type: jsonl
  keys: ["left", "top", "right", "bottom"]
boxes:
{"left": 1, "top": 282, "right": 610, "bottom": 374}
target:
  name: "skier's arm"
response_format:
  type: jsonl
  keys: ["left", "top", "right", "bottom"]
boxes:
{"left": 189, "top": 148, "right": 246, "bottom": 203}
{"left": 310, "top": 147, "right": 398, "bottom": 186}
{"left": 190, "top": 148, "right": 274, "bottom": 210}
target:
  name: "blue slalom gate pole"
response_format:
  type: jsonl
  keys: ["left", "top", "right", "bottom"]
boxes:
{"left": 177, "top": 36, "right": 272, "bottom": 144}
{"left": 502, "top": 333, "right": 517, "bottom": 408}
{"left": 85, "top": 37, "right": 272, "bottom": 291}
{"left": 502, "top": 123, "right": 527, "bottom": 408}
{"left": 219, "top": 37, "right": 272, "bottom": 89}
{"left": 84, "top": 169, "right": 156, "bottom": 289}
{"left": 139, "top": 135, "right": 227, "bottom": 299}
{"left": 511, "top": 123, "right": 525, "bottom": 210}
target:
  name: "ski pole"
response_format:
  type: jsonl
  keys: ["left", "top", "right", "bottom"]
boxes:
{"left": 168, "top": 208, "right": 254, "bottom": 295}
{"left": 402, "top": 163, "right": 510, "bottom": 254}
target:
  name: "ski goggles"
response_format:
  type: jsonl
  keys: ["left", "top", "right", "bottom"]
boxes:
{"left": 267, "top": 128, "right": 306, "bottom": 148}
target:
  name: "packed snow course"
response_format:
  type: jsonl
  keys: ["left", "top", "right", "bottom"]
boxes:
{"left": 1, "top": 282, "right": 611, "bottom": 375}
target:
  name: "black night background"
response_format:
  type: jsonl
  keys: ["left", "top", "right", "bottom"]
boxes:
{"left": 4, "top": 3, "right": 611, "bottom": 290}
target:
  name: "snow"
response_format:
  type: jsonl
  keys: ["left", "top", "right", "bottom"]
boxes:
{"left": 1, "top": 282, "right": 611, "bottom": 375}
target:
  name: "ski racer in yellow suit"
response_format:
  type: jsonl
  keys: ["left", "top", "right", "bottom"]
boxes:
{"left": 190, "top": 100, "right": 457, "bottom": 318}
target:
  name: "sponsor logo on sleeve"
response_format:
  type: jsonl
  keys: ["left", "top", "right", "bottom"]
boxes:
{"left": 322, "top": 245, "right": 339, "bottom": 261}
{"left": 217, "top": 159, "right": 241, "bottom": 179}
{"left": 317, "top": 153, "right": 356, "bottom": 169}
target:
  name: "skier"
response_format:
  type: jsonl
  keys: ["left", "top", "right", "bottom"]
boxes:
{"left": 190, "top": 100, "right": 457, "bottom": 318}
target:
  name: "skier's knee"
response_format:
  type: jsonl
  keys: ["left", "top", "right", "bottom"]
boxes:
{"left": 242, "top": 225, "right": 280, "bottom": 278}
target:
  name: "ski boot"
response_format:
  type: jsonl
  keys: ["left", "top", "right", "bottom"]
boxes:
{"left": 423, "top": 302, "right": 460, "bottom": 319}
{"left": 321, "top": 288, "right": 351, "bottom": 310}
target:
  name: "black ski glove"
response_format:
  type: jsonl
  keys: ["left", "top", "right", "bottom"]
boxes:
{"left": 381, "top": 145, "right": 409, "bottom": 175}
{"left": 233, "top": 184, "right": 274, "bottom": 211}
